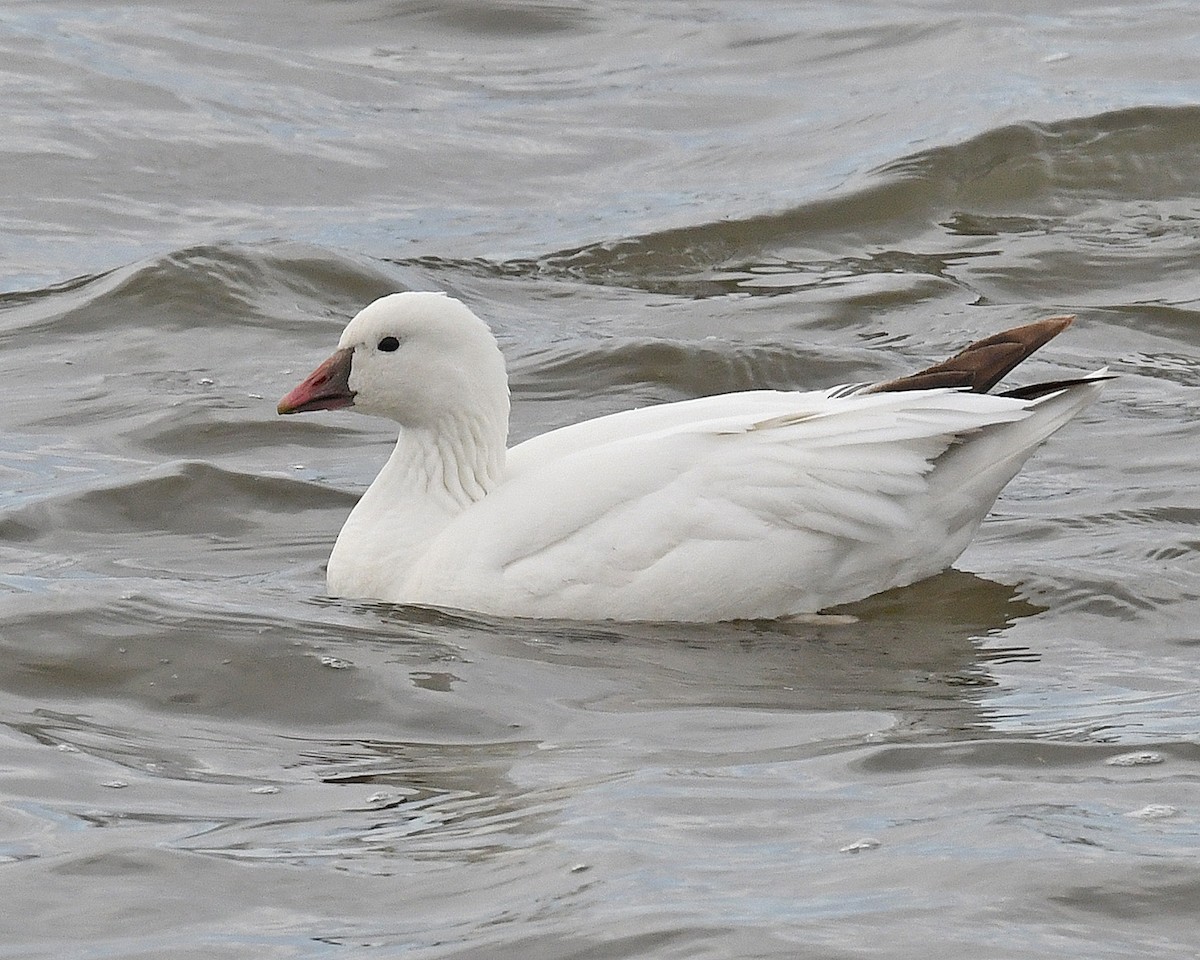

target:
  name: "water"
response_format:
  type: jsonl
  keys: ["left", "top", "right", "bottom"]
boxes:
{"left": 2, "top": 1, "right": 1199, "bottom": 956}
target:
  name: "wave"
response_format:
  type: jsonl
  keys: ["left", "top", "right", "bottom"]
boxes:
{"left": 0, "top": 459, "right": 354, "bottom": 581}
{"left": 4, "top": 104, "right": 1197, "bottom": 331}
{"left": 387, "top": 104, "right": 1200, "bottom": 300}
{"left": 0, "top": 242, "right": 406, "bottom": 342}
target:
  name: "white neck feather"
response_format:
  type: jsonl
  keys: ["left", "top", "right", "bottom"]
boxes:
{"left": 396, "top": 410, "right": 507, "bottom": 505}
{"left": 326, "top": 407, "right": 507, "bottom": 598}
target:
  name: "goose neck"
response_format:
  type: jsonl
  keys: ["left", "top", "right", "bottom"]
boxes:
{"left": 392, "top": 410, "right": 506, "bottom": 508}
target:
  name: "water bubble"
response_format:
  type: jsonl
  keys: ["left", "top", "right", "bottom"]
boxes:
{"left": 1107, "top": 751, "right": 1165, "bottom": 767}
{"left": 1125, "top": 804, "right": 1177, "bottom": 820}
{"left": 365, "top": 791, "right": 407, "bottom": 809}
{"left": 250, "top": 785, "right": 280, "bottom": 795}
{"left": 839, "top": 837, "right": 881, "bottom": 854}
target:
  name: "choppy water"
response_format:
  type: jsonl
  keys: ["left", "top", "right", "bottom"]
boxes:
{"left": 2, "top": 2, "right": 1199, "bottom": 957}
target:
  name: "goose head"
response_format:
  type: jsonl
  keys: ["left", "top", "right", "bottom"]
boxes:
{"left": 278, "top": 292, "right": 510, "bottom": 432}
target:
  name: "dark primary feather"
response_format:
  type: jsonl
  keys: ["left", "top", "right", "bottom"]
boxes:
{"left": 867, "top": 315, "right": 1085, "bottom": 396}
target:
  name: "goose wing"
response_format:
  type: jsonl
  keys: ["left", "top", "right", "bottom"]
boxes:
{"left": 404, "top": 388, "right": 1036, "bottom": 621}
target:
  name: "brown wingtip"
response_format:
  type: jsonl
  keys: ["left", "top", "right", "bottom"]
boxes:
{"left": 867, "top": 315, "right": 1077, "bottom": 395}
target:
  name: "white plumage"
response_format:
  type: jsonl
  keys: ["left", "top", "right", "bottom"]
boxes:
{"left": 279, "top": 292, "right": 1107, "bottom": 622}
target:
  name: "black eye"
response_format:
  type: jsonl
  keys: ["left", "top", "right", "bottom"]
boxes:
{"left": 377, "top": 336, "right": 400, "bottom": 352}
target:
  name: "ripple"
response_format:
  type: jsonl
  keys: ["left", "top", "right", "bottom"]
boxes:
{"left": 509, "top": 336, "right": 867, "bottom": 401}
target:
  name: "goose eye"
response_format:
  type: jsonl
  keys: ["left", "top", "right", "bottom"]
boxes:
{"left": 377, "top": 336, "right": 400, "bottom": 352}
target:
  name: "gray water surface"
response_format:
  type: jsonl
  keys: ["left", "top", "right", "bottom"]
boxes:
{"left": 2, "top": 2, "right": 1199, "bottom": 957}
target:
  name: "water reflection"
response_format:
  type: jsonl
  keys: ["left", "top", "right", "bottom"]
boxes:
{"left": 0, "top": 566, "right": 1042, "bottom": 875}
{"left": 0, "top": 567, "right": 1041, "bottom": 738}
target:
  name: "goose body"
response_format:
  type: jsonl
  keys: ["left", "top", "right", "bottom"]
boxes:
{"left": 279, "top": 293, "right": 1107, "bottom": 622}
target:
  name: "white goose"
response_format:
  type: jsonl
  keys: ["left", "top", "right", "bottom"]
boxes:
{"left": 279, "top": 292, "right": 1107, "bottom": 622}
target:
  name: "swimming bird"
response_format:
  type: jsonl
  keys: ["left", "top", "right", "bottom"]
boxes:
{"left": 278, "top": 292, "right": 1107, "bottom": 621}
